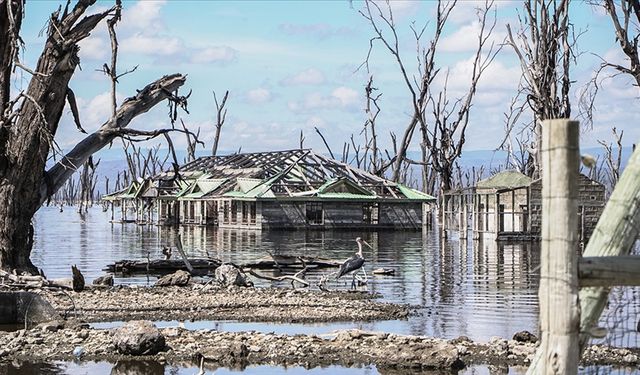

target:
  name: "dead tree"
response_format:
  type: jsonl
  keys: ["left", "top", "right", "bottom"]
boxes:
{"left": 360, "top": 0, "right": 498, "bottom": 194}
{"left": 359, "top": 0, "right": 453, "bottom": 185}
{"left": 181, "top": 119, "right": 200, "bottom": 163}
{"left": 211, "top": 90, "right": 229, "bottom": 157}
{"left": 77, "top": 156, "right": 100, "bottom": 213}
{"left": 363, "top": 75, "right": 382, "bottom": 174}
{"left": 580, "top": 0, "right": 640, "bottom": 128}
{"left": 597, "top": 127, "right": 624, "bottom": 192}
{"left": 506, "top": 0, "right": 573, "bottom": 179}
{"left": 0, "top": 0, "right": 190, "bottom": 273}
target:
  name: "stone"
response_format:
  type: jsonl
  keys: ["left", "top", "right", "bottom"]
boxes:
{"left": 155, "top": 270, "right": 191, "bottom": 287}
{"left": 0, "top": 292, "right": 60, "bottom": 326}
{"left": 37, "top": 320, "right": 63, "bottom": 332}
{"left": 214, "top": 264, "right": 252, "bottom": 287}
{"left": 512, "top": 330, "right": 538, "bottom": 344}
{"left": 93, "top": 275, "right": 114, "bottom": 286}
{"left": 112, "top": 320, "right": 166, "bottom": 355}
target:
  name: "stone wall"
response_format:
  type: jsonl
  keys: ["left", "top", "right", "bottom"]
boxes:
{"left": 529, "top": 174, "right": 605, "bottom": 242}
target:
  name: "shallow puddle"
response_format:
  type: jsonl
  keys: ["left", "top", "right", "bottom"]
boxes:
{"left": 90, "top": 319, "right": 411, "bottom": 337}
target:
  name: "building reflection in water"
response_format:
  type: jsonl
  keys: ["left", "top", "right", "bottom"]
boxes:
{"left": 34, "top": 207, "right": 542, "bottom": 341}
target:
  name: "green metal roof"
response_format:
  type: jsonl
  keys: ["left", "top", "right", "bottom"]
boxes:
{"left": 178, "top": 178, "right": 227, "bottom": 199}
{"left": 316, "top": 192, "right": 377, "bottom": 200}
{"left": 476, "top": 170, "right": 532, "bottom": 190}
{"left": 397, "top": 184, "right": 436, "bottom": 201}
{"left": 317, "top": 178, "right": 375, "bottom": 196}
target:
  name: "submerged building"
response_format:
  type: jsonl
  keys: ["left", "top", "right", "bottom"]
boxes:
{"left": 104, "top": 149, "right": 436, "bottom": 230}
{"left": 442, "top": 170, "right": 606, "bottom": 242}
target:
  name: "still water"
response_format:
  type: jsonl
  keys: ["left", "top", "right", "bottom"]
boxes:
{"left": 22, "top": 207, "right": 639, "bottom": 374}
{"left": 32, "top": 206, "right": 539, "bottom": 342}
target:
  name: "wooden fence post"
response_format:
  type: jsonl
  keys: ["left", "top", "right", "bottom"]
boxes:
{"left": 527, "top": 119, "right": 580, "bottom": 374}
{"left": 578, "top": 139, "right": 640, "bottom": 349}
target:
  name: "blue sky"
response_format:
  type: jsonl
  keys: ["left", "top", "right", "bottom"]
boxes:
{"left": 16, "top": 1, "right": 640, "bottom": 160}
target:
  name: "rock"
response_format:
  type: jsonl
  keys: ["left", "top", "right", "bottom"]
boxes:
{"left": 93, "top": 275, "right": 114, "bottom": 286}
{"left": 37, "top": 320, "right": 64, "bottom": 332}
{"left": 214, "top": 264, "right": 252, "bottom": 287}
{"left": 422, "top": 341, "right": 465, "bottom": 370}
{"left": 112, "top": 320, "right": 166, "bottom": 355}
{"left": 230, "top": 342, "right": 248, "bottom": 359}
{"left": 372, "top": 268, "right": 395, "bottom": 275}
{"left": 71, "top": 265, "right": 85, "bottom": 292}
{"left": 0, "top": 291, "right": 60, "bottom": 326}
{"left": 512, "top": 330, "right": 538, "bottom": 344}
{"left": 449, "top": 336, "right": 472, "bottom": 344}
{"left": 489, "top": 336, "right": 509, "bottom": 356}
{"left": 73, "top": 346, "right": 85, "bottom": 358}
{"left": 155, "top": 270, "right": 191, "bottom": 287}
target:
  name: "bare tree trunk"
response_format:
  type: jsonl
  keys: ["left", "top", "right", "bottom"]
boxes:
{"left": 212, "top": 90, "right": 229, "bottom": 157}
{"left": 0, "top": 1, "right": 189, "bottom": 273}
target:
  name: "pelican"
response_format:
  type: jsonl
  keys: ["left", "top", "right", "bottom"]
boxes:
{"left": 337, "top": 237, "right": 372, "bottom": 287}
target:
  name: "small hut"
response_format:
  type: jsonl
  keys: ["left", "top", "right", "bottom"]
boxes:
{"left": 443, "top": 170, "right": 606, "bottom": 242}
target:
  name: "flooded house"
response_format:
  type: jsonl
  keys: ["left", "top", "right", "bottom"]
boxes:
{"left": 104, "top": 149, "right": 436, "bottom": 230}
{"left": 442, "top": 170, "right": 606, "bottom": 242}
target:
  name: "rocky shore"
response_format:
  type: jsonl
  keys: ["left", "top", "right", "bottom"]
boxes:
{"left": 1, "top": 324, "right": 638, "bottom": 371}
{"left": 0, "top": 285, "right": 638, "bottom": 372}
{"left": 43, "top": 285, "right": 410, "bottom": 323}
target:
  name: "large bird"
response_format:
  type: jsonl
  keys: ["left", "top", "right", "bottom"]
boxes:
{"left": 337, "top": 237, "right": 372, "bottom": 286}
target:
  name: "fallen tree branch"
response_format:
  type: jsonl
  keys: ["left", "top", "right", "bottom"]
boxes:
{"left": 245, "top": 269, "right": 310, "bottom": 288}
{"left": 39, "top": 73, "right": 187, "bottom": 206}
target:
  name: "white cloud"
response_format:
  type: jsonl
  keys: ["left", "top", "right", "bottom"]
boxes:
{"left": 440, "top": 21, "right": 506, "bottom": 53}
{"left": 78, "top": 35, "right": 109, "bottom": 61}
{"left": 121, "top": 0, "right": 167, "bottom": 32}
{"left": 447, "top": 1, "right": 485, "bottom": 25}
{"left": 280, "top": 68, "right": 326, "bottom": 86}
{"left": 190, "top": 46, "right": 237, "bottom": 64}
{"left": 121, "top": 33, "right": 183, "bottom": 56}
{"left": 371, "top": 0, "right": 420, "bottom": 19}
{"left": 332, "top": 87, "right": 359, "bottom": 107}
{"left": 245, "top": 88, "right": 272, "bottom": 104}
{"left": 82, "top": 91, "right": 124, "bottom": 129}
{"left": 288, "top": 86, "right": 361, "bottom": 113}
{"left": 436, "top": 56, "right": 521, "bottom": 93}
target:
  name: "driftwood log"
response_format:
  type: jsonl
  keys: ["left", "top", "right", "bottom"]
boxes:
{"left": 105, "top": 258, "right": 221, "bottom": 274}
{"left": 241, "top": 255, "right": 340, "bottom": 270}
{"left": 0, "top": 270, "right": 72, "bottom": 290}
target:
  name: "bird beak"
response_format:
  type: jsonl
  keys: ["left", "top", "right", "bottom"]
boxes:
{"left": 363, "top": 240, "right": 373, "bottom": 249}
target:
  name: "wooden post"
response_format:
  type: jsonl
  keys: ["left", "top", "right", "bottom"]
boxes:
{"left": 578, "top": 140, "right": 640, "bottom": 349}
{"left": 494, "top": 193, "right": 500, "bottom": 236}
{"left": 527, "top": 119, "right": 580, "bottom": 375}
{"left": 460, "top": 194, "right": 468, "bottom": 239}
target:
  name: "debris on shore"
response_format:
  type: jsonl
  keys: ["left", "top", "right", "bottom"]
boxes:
{"left": 0, "top": 325, "right": 638, "bottom": 371}
{"left": 43, "top": 285, "right": 410, "bottom": 323}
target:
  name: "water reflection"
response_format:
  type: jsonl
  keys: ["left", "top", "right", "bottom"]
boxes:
{"left": 0, "top": 360, "right": 461, "bottom": 375}
{"left": 32, "top": 207, "right": 543, "bottom": 341}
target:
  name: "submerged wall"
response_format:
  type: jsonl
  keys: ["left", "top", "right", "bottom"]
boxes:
{"left": 260, "top": 200, "right": 424, "bottom": 230}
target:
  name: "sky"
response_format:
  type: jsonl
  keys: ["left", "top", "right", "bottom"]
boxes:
{"left": 16, "top": 0, "right": 640, "bottom": 161}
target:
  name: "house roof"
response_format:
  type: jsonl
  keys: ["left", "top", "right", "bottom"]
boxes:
{"left": 476, "top": 170, "right": 532, "bottom": 190}
{"left": 178, "top": 149, "right": 435, "bottom": 201}
{"left": 103, "top": 150, "right": 437, "bottom": 202}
